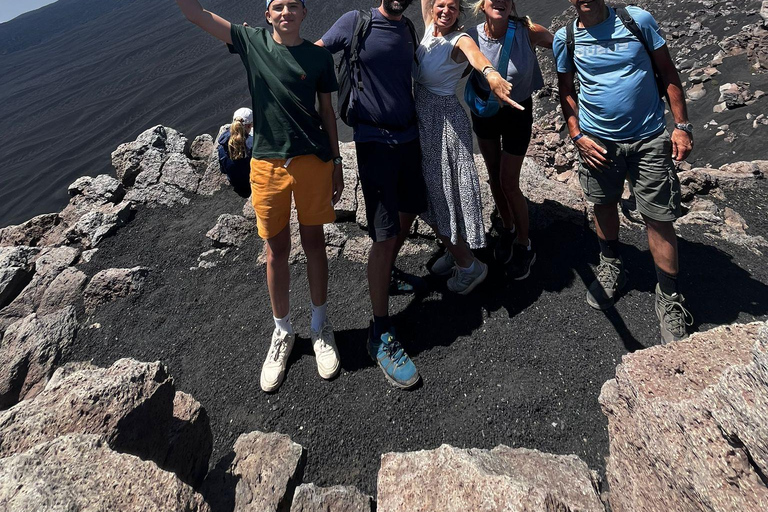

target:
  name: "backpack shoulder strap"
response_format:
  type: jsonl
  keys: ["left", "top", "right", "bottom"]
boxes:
{"left": 565, "top": 17, "right": 576, "bottom": 71}
{"left": 404, "top": 16, "right": 420, "bottom": 64}
{"left": 616, "top": 6, "right": 652, "bottom": 56}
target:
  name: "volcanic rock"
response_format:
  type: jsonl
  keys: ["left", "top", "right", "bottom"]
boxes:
{"left": 0, "top": 358, "right": 175, "bottom": 462}
{"left": 0, "top": 434, "right": 210, "bottom": 512}
{"left": 686, "top": 83, "right": 707, "bottom": 101}
{"left": 0, "top": 246, "right": 39, "bottom": 309}
{"left": 190, "top": 134, "right": 215, "bottom": 160}
{"left": 600, "top": 322, "right": 768, "bottom": 512}
{"left": 718, "top": 82, "right": 753, "bottom": 109}
{"left": 206, "top": 214, "right": 256, "bottom": 248}
{"left": 202, "top": 430, "right": 305, "bottom": 512}
{"left": 291, "top": 484, "right": 372, "bottom": 512}
{"left": 163, "top": 391, "right": 213, "bottom": 489}
{"left": 0, "top": 213, "right": 60, "bottom": 247}
{"left": 377, "top": 444, "right": 603, "bottom": 512}
{"left": 83, "top": 266, "right": 149, "bottom": 313}
{"left": 36, "top": 267, "right": 87, "bottom": 315}
{"left": 0, "top": 307, "right": 77, "bottom": 409}
{"left": 161, "top": 152, "right": 201, "bottom": 194}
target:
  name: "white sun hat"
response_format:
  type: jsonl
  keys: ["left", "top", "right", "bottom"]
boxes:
{"left": 233, "top": 107, "right": 253, "bottom": 124}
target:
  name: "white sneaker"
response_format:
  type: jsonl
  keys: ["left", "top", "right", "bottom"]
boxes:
{"left": 447, "top": 260, "right": 488, "bottom": 295}
{"left": 311, "top": 319, "right": 340, "bottom": 380}
{"left": 260, "top": 328, "right": 295, "bottom": 392}
{"left": 430, "top": 251, "right": 455, "bottom": 276}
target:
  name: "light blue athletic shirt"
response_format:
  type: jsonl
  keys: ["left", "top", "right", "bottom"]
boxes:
{"left": 553, "top": 7, "right": 667, "bottom": 142}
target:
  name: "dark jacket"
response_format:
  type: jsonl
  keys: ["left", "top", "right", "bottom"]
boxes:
{"left": 218, "top": 129, "right": 253, "bottom": 198}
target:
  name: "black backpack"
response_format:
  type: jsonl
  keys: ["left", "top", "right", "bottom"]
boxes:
{"left": 565, "top": 6, "right": 666, "bottom": 99}
{"left": 336, "top": 9, "right": 420, "bottom": 127}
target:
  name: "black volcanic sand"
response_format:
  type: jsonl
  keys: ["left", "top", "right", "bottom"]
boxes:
{"left": 65, "top": 182, "right": 768, "bottom": 495}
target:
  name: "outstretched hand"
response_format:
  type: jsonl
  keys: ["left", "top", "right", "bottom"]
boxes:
{"left": 671, "top": 129, "right": 693, "bottom": 161}
{"left": 575, "top": 135, "right": 611, "bottom": 171}
{"left": 487, "top": 72, "right": 524, "bottom": 111}
{"left": 331, "top": 164, "right": 344, "bottom": 205}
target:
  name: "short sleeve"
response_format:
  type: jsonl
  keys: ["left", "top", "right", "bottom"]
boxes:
{"left": 317, "top": 49, "right": 339, "bottom": 93}
{"left": 552, "top": 28, "right": 573, "bottom": 73}
{"left": 320, "top": 11, "right": 357, "bottom": 54}
{"left": 229, "top": 24, "right": 250, "bottom": 56}
{"left": 627, "top": 7, "right": 666, "bottom": 51}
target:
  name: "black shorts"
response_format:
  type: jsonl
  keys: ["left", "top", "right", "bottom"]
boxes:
{"left": 471, "top": 97, "right": 534, "bottom": 156}
{"left": 355, "top": 139, "right": 428, "bottom": 242}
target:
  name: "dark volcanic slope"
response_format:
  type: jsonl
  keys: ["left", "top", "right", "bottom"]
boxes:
{"left": 66, "top": 182, "right": 768, "bottom": 495}
{"left": 0, "top": 0, "right": 562, "bottom": 228}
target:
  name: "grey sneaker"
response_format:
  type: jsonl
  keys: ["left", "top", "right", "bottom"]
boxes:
{"left": 655, "top": 284, "right": 693, "bottom": 344}
{"left": 430, "top": 251, "right": 455, "bottom": 276}
{"left": 586, "top": 254, "right": 627, "bottom": 310}
{"left": 447, "top": 260, "right": 488, "bottom": 295}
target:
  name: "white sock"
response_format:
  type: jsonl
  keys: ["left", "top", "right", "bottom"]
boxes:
{"left": 311, "top": 302, "right": 327, "bottom": 332}
{"left": 274, "top": 314, "right": 293, "bottom": 334}
{"left": 459, "top": 260, "right": 477, "bottom": 274}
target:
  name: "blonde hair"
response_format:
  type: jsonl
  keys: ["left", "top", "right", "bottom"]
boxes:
{"left": 431, "top": 0, "right": 466, "bottom": 32}
{"left": 228, "top": 119, "right": 249, "bottom": 161}
{"left": 472, "top": 0, "right": 533, "bottom": 28}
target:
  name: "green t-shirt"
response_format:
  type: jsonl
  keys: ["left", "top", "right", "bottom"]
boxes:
{"left": 229, "top": 25, "right": 338, "bottom": 161}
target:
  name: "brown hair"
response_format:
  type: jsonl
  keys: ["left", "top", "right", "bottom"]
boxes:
{"left": 228, "top": 119, "right": 248, "bottom": 160}
{"left": 471, "top": 0, "right": 533, "bottom": 28}
{"left": 431, "top": 0, "right": 466, "bottom": 32}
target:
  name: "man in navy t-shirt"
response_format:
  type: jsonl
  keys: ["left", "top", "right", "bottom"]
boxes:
{"left": 553, "top": 0, "right": 694, "bottom": 344}
{"left": 318, "top": 0, "right": 427, "bottom": 390}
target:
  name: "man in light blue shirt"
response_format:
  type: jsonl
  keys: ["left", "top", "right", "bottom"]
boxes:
{"left": 553, "top": 0, "right": 694, "bottom": 344}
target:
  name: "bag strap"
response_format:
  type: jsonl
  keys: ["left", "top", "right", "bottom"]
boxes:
{"left": 348, "top": 9, "right": 373, "bottom": 91}
{"left": 497, "top": 19, "right": 517, "bottom": 77}
{"left": 404, "top": 16, "right": 420, "bottom": 65}
{"left": 616, "top": 6, "right": 652, "bottom": 56}
{"left": 565, "top": 18, "right": 575, "bottom": 71}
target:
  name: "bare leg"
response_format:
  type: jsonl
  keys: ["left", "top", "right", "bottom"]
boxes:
{"left": 644, "top": 217, "right": 679, "bottom": 275}
{"left": 392, "top": 212, "right": 418, "bottom": 267}
{"left": 265, "top": 224, "right": 291, "bottom": 318}
{"left": 299, "top": 224, "right": 328, "bottom": 307}
{"left": 433, "top": 229, "right": 474, "bottom": 268}
{"left": 368, "top": 237, "right": 399, "bottom": 317}
{"left": 500, "top": 152, "right": 529, "bottom": 244}
{"left": 477, "top": 137, "right": 514, "bottom": 229}
{"left": 593, "top": 203, "right": 620, "bottom": 243}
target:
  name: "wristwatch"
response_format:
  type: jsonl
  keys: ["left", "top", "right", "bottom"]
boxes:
{"left": 674, "top": 122, "right": 694, "bottom": 134}
{"left": 333, "top": 156, "right": 343, "bottom": 166}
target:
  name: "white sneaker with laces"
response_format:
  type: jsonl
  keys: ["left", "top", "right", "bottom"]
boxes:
{"left": 260, "top": 328, "right": 295, "bottom": 392}
{"left": 311, "top": 319, "right": 340, "bottom": 379}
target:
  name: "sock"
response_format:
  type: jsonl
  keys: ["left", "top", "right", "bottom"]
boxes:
{"left": 656, "top": 266, "right": 679, "bottom": 296}
{"left": 310, "top": 302, "right": 327, "bottom": 332}
{"left": 373, "top": 315, "right": 392, "bottom": 339}
{"left": 459, "top": 260, "right": 477, "bottom": 274}
{"left": 599, "top": 238, "right": 620, "bottom": 259}
{"left": 274, "top": 314, "right": 293, "bottom": 334}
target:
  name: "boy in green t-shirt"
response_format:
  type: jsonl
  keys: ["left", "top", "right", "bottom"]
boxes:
{"left": 176, "top": 0, "right": 344, "bottom": 392}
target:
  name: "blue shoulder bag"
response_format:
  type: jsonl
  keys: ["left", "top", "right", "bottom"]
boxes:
{"left": 464, "top": 20, "right": 516, "bottom": 118}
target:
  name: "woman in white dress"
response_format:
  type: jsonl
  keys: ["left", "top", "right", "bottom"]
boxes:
{"left": 415, "top": 0, "right": 521, "bottom": 294}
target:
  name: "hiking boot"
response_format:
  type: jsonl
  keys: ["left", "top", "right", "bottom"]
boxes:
{"left": 655, "top": 284, "right": 693, "bottom": 344}
{"left": 494, "top": 229, "right": 514, "bottom": 264}
{"left": 367, "top": 324, "right": 420, "bottom": 389}
{"left": 389, "top": 267, "right": 427, "bottom": 295}
{"left": 430, "top": 251, "right": 455, "bottom": 276}
{"left": 260, "top": 328, "right": 295, "bottom": 393}
{"left": 447, "top": 260, "right": 488, "bottom": 295}
{"left": 586, "top": 254, "right": 627, "bottom": 310}
{"left": 311, "top": 319, "right": 340, "bottom": 380}
{"left": 509, "top": 243, "right": 536, "bottom": 281}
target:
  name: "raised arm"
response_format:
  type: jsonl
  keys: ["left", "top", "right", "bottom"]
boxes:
{"left": 652, "top": 45, "right": 693, "bottom": 161}
{"left": 421, "top": 0, "right": 433, "bottom": 26}
{"left": 454, "top": 36, "right": 523, "bottom": 110}
{"left": 176, "top": 0, "right": 232, "bottom": 45}
{"left": 528, "top": 23, "right": 554, "bottom": 49}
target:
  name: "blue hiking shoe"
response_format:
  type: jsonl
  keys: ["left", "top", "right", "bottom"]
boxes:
{"left": 367, "top": 324, "right": 420, "bottom": 389}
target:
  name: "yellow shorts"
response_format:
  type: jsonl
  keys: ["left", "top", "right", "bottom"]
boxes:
{"left": 250, "top": 154, "right": 335, "bottom": 239}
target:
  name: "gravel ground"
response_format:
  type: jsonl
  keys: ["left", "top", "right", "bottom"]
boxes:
{"left": 65, "top": 182, "right": 768, "bottom": 495}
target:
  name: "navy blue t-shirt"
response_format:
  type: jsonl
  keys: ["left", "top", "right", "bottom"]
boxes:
{"left": 321, "top": 8, "right": 418, "bottom": 144}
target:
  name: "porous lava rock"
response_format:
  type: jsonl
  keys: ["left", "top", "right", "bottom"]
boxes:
{"left": 377, "top": 444, "right": 603, "bottom": 512}
{"left": 600, "top": 322, "right": 768, "bottom": 512}
{"left": 290, "top": 483, "right": 373, "bottom": 512}
{"left": 83, "top": 266, "right": 149, "bottom": 313}
{"left": 206, "top": 214, "right": 256, "bottom": 248}
{"left": 0, "top": 434, "right": 210, "bottom": 512}
{"left": 163, "top": 391, "right": 213, "bottom": 489}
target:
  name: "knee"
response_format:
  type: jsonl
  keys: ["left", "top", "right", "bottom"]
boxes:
{"left": 267, "top": 244, "right": 289, "bottom": 265}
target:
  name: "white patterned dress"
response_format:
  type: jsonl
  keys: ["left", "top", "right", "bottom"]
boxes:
{"left": 414, "top": 25, "right": 486, "bottom": 249}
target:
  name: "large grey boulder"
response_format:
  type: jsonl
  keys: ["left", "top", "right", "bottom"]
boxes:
{"left": 64, "top": 200, "right": 135, "bottom": 248}
{"left": 163, "top": 391, "right": 213, "bottom": 489}
{"left": 206, "top": 214, "right": 256, "bottom": 248}
{"left": 0, "top": 307, "right": 77, "bottom": 409}
{"left": 0, "top": 358, "right": 175, "bottom": 462}
{"left": 0, "top": 246, "right": 39, "bottom": 309}
{"left": 162, "top": 152, "right": 201, "bottom": 193}
{"left": 377, "top": 444, "right": 604, "bottom": 512}
{"left": 0, "top": 434, "right": 210, "bottom": 512}
{"left": 600, "top": 322, "right": 768, "bottom": 512}
{"left": 37, "top": 267, "right": 87, "bottom": 315}
{"left": 83, "top": 266, "right": 149, "bottom": 313}
{"left": 202, "top": 430, "right": 305, "bottom": 512}
{"left": 291, "top": 484, "right": 372, "bottom": 512}
{"left": 112, "top": 125, "right": 188, "bottom": 186}
{"left": 190, "top": 133, "right": 215, "bottom": 160}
